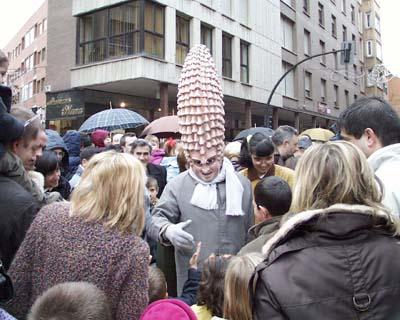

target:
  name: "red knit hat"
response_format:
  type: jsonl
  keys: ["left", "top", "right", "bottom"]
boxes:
{"left": 140, "top": 299, "right": 197, "bottom": 320}
{"left": 91, "top": 129, "right": 109, "bottom": 147}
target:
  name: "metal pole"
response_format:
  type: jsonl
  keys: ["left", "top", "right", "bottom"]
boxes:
{"left": 263, "top": 49, "right": 345, "bottom": 126}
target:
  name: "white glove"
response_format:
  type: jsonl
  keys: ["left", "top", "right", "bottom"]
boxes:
{"left": 164, "top": 220, "right": 195, "bottom": 251}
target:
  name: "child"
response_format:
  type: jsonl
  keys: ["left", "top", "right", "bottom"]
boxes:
{"left": 223, "top": 253, "right": 263, "bottom": 320}
{"left": 148, "top": 242, "right": 202, "bottom": 306}
{"left": 27, "top": 282, "right": 111, "bottom": 320}
{"left": 140, "top": 299, "right": 197, "bottom": 320}
{"left": 146, "top": 176, "right": 159, "bottom": 208}
{"left": 239, "top": 176, "right": 292, "bottom": 255}
{"left": 191, "top": 254, "right": 231, "bottom": 320}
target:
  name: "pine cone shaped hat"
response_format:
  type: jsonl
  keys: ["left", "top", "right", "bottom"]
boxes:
{"left": 177, "top": 45, "right": 225, "bottom": 157}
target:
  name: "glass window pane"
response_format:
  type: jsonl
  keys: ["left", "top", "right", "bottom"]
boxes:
{"left": 155, "top": 6, "right": 164, "bottom": 34}
{"left": 176, "top": 44, "right": 189, "bottom": 65}
{"left": 201, "top": 25, "right": 212, "bottom": 52}
{"left": 81, "top": 39, "right": 106, "bottom": 64}
{"left": 145, "top": 3, "right": 154, "bottom": 31}
{"left": 145, "top": 33, "right": 163, "bottom": 58}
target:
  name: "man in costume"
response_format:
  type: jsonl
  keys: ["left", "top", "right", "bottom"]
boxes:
{"left": 149, "top": 45, "right": 253, "bottom": 294}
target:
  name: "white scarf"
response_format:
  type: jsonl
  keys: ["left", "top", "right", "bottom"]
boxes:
{"left": 188, "top": 158, "right": 244, "bottom": 216}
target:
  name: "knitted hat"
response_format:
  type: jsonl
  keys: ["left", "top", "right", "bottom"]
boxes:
{"left": 177, "top": 45, "right": 225, "bottom": 158}
{"left": 0, "top": 98, "right": 24, "bottom": 159}
{"left": 91, "top": 129, "right": 110, "bottom": 148}
{"left": 140, "top": 299, "right": 197, "bottom": 320}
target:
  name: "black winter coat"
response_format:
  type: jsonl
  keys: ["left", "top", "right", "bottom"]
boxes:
{"left": 252, "top": 204, "right": 400, "bottom": 320}
{"left": 0, "top": 176, "right": 38, "bottom": 269}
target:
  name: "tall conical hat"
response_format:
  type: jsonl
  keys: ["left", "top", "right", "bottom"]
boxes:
{"left": 177, "top": 45, "right": 225, "bottom": 157}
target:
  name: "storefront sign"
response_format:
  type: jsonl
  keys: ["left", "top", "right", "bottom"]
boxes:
{"left": 46, "top": 90, "right": 85, "bottom": 120}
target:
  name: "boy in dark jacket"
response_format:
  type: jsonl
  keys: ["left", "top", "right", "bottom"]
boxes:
{"left": 239, "top": 176, "right": 292, "bottom": 255}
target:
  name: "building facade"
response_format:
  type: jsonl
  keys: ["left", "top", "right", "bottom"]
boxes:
{"left": 361, "top": 0, "right": 385, "bottom": 97}
{"left": 3, "top": 1, "right": 48, "bottom": 121}
{"left": 69, "top": 0, "right": 284, "bottom": 139}
{"left": 279, "top": 0, "right": 365, "bottom": 131}
{"left": 3, "top": 0, "right": 385, "bottom": 136}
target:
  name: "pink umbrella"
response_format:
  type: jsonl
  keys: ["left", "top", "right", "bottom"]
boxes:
{"left": 140, "top": 115, "right": 180, "bottom": 138}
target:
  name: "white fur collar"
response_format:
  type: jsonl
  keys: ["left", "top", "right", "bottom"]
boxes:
{"left": 261, "top": 203, "right": 393, "bottom": 256}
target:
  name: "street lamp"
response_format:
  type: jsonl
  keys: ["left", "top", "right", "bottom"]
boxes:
{"left": 120, "top": 102, "right": 126, "bottom": 108}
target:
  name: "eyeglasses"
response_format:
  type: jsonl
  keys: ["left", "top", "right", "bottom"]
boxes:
{"left": 191, "top": 156, "right": 219, "bottom": 168}
{"left": 24, "top": 114, "right": 40, "bottom": 127}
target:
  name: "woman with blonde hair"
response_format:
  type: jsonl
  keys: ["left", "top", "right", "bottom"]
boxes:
{"left": 223, "top": 253, "right": 263, "bottom": 320}
{"left": 252, "top": 141, "right": 400, "bottom": 320}
{"left": 6, "top": 152, "right": 150, "bottom": 320}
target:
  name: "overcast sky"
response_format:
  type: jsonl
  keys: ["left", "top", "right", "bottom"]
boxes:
{"left": 0, "top": 0, "right": 399, "bottom": 76}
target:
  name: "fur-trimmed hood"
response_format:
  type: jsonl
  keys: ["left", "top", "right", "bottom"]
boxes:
{"left": 262, "top": 203, "right": 399, "bottom": 256}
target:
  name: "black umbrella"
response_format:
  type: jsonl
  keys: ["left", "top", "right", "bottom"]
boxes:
{"left": 78, "top": 108, "right": 149, "bottom": 133}
{"left": 234, "top": 127, "right": 275, "bottom": 141}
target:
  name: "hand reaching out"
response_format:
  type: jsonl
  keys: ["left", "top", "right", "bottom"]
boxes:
{"left": 189, "top": 241, "right": 202, "bottom": 270}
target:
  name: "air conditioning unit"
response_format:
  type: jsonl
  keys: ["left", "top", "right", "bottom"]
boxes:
{"left": 44, "top": 85, "right": 51, "bottom": 92}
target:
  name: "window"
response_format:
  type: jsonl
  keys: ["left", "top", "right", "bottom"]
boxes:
{"left": 334, "top": 84, "right": 339, "bottom": 107}
{"left": 318, "top": 3, "right": 324, "bottom": 26}
{"left": 354, "top": 94, "right": 358, "bottom": 102}
{"left": 77, "top": 1, "right": 164, "bottom": 64}
{"left": 40, "top": 78, "right": 45, "bottom": 92}
{"left": 41, "top": 47, "right": 46, "bottom": 61}
{"left": 281, "top": 16, "right": 294, "bottom": 51}
{"left": 303, "top": 0, "right": 310, "bottom": 14}
{"left": 21, "top": 81, "right": 33, "bottom": 102}
{"left": 359, "top": 37, "right": 363, "bottom": 62}
{"left": 108, "top": 3, "right": 140, "bottom": 59}
{"left": 376, "top": 42, "right": 383, "bottom": 61}
{"left": 350, "top": 5, "right": 355, "bottom": 24}
{"left": 144, "top": 1, "right": 165, "bottom": 59}
{"left": 345, "top": 89, "right": 349, "bottom": 106}
{"left": 365, "top": 12, "right": 372, "bottom": 28}
{"left": 34, "top": 51, "right": 41, "bottom": 65}
{"left": 320, "top": 79, "right": 327, "bottom": 103}
{"left": 222, "top": 33, "right": 232, "bottom": 78}
{"left": 282, "top": 62, "right": 294, "bottom": 98}
{"left": 367, "top": 68, "right": 374, "bottom": 87}
{"left": 79, "top": 10, "right": 108, "bottom": 64}
{"left": 341, "top": 0, "right": 346, "bottom": 14}
{"left": 43, "top": 18, "right": 47, "bottom": 31}
{"left": 304, "top": 71, "right": 312, "bottom": 98}
{"left": 23, "top": 54, "right": 34, "bottom": 73}
{"left": 375, "top": 15, "right": 381, "bottom": 33}
{"left": 24, "top": 27, "right": 35, "bottom": 48}
{"left": 320, "top": 40, "right": 326, "bottom": 65}
{"left": 240, "top": 41, "right": 249, "bottom": 83}
{"left": 176, "top": 15, "right": 190, "bottom": 65}
{"left": 342, "top": 25, "right": 347, "bottom": 42}
{"left": 304, "top": 29, "right": 311, "bottom": 56}
{"left": 353, "top": 64, "right": 357, "bottom": 82}
{"left": 201, "top": 24, "right": 213, "bottom": 53}
{"left": 331, "top": 15, "right": 337, "bottom": 37}
{"left": 358, "top": 10, "right": 363, "bottom": 32}
{"left": 366, "top": 40, "right": 373, "bottom": 57}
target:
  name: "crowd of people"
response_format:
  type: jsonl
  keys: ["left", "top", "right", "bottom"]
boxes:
{"left": 1, "top": 45, "right": 400, "bottom": 320}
